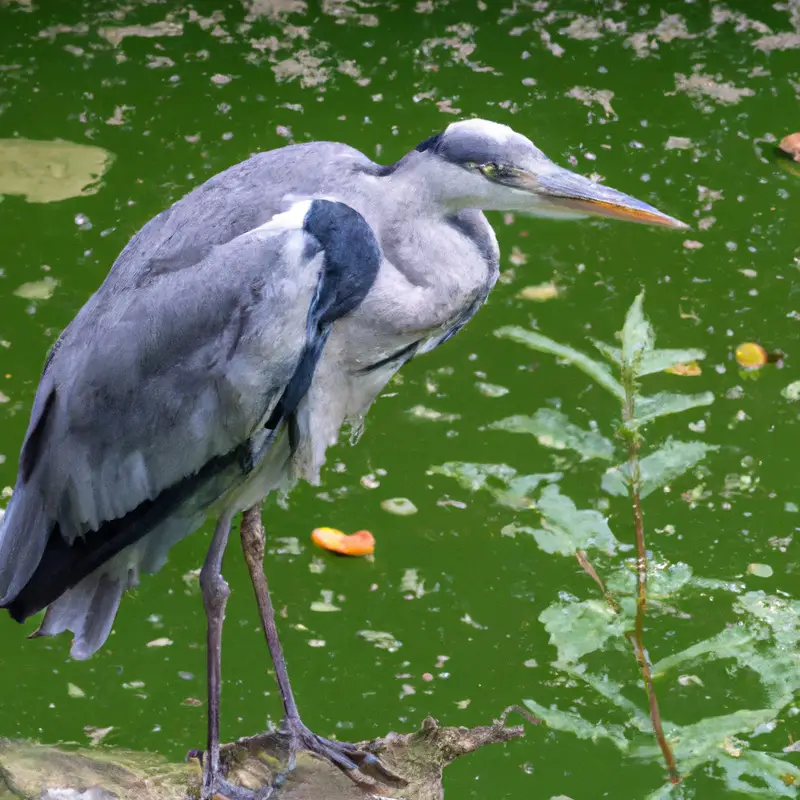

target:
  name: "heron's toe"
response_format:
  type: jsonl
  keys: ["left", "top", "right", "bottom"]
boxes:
{"left": 278, "top": 719, "right": 407, "bottom": 790}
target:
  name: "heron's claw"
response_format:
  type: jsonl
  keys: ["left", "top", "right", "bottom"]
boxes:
{"left": 189, "top": 748, "right": 273, "bottom": 800}
{"left": 270, "top": 716, "right": 407, "bottom": 792}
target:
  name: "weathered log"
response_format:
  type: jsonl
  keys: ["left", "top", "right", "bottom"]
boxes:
{"left": 0, "top": 707, "right": 533, "bottom": 800}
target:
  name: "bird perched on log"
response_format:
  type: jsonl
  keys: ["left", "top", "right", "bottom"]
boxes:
{"left": 0, "top": 118, "right": 686, "bottom": 799}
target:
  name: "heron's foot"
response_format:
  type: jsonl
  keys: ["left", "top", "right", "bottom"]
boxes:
{"left": 186, "top": 748, "right": 271, "bottom": 800}
{"left": 270, "top": 715, "right": 407, "bottom": 793}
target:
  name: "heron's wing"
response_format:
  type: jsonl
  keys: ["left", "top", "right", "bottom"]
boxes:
{"left": 36, "top": 228, "right": 316, "bottom": 539}
{"left": 0, "top": 199, "right": 380, "bottom": 623}
{"left": 108, "top": 141, "right": 379, "bottom": 288}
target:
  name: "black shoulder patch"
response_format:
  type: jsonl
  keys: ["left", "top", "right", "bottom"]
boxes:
{"left": 302, "top": 200, "right": 381, "bottom": 324}
{"left": 266, "top": 200, "right": 382, "bottom": 447}
{"left": 415, "top": 132, "right": 444, "bottom": 154}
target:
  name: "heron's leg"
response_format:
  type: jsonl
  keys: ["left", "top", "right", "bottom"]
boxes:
{"left": 240, "top": 505, "right": 300, "bottom": 720}
{"left": 199, "top": 510, "right": 249, "bottom": 800}
{"left": 239, "top": 505, "right": 406, "bottom": 791}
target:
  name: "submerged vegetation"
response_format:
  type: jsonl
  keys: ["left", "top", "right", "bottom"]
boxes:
{"left": 435, "top": 294, "right": 800, "bottom": 798}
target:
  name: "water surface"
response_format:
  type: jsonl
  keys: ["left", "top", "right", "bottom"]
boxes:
{"left": 0, "top": 1, "right": 798, "bottom": 798}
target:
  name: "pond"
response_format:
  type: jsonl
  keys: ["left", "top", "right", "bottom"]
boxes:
{"left": 0, "top": 1, "right": 798, "bottom": 798}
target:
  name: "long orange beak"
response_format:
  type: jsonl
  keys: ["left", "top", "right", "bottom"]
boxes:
{"left": 518, "top": 166, "right": 689, "bottom": 230}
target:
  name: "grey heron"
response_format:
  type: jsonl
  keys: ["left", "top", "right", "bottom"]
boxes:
{"left": 0, "top": 118, "right": 686, "bottom": 799}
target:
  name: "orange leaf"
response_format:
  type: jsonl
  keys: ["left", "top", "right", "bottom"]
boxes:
{"left": 311, "top": 527, "right": 375, "bottom": 557}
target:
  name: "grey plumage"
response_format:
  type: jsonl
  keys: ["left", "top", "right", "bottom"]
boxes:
{"left": 0, "top": 117, "right": 687, "bottom": 798}
{"left": 0, "top": 120, "right": 687, "bottom": 658}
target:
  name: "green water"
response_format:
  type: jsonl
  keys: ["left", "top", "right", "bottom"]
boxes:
{"left": 0, "top": 1, "right": 798, "bottom": 798}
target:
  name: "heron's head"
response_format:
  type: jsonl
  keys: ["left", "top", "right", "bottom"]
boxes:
{"left": 411, "top": 118, "right": 687, "bottom": 230}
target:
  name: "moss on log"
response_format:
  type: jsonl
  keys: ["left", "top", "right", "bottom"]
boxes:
{"left": 0, "top": 707, "right": 532, "bottom": 800}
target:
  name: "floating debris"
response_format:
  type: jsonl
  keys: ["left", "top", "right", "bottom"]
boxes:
{"left": 781, "top": 381, "right": 800, "bottom": 401}
{"left": 475, "top": 381, "right": 509, "bottom": 398}
{"left": 357, "top": 629, "right": 402, "bottom": 652}
{"left": 665, "top": 136, "right": 694, "bottom": 150}
{"left": 381, "top": 497, "right": 418, "bottom": 516}
{"left": 13, "top": 277, "right": 58, "bottom": 301}
{"left": 311, "top": 527, "right": 375, "bottom": 556}
{"left": 779, "top": 133, "right": 800, "bottom": 162}
{"left": 408, "top": 405, "right": 460, "bottom": 422}
{"left": 400, "top": 568, "right": 426, "bottom": 599}
{"left": 360, "top": 473, "right": 380, "bottom": 489}
{"left": 517, "top": 282, "right": 559, "bottom": 302}
{"left": 0, "top": 139, "right": 113, "bottom": 203}
{"left": 735, "top": 342, "right": 768, "bottom": 370}
{"left": 310, "top": 589, "right": 341, "bottom": 613}
{"left": 747, "top": 563, "right": 773, "bottom": 578}
{"left": 146, "top": 637, "right": 173, "bottom": 648}
{"left": 665, "top": 361, "right": 702, "bottom": 376}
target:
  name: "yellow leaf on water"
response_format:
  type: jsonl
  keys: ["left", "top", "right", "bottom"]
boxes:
{"left": 736, "top": 342, "right": 768, "bottom": 370}
{"left": 146, "top": 637, "right": 173, "bottom": 648}
{"left": 13, "top": 277, "right": 58, "bottom": 301}
{"left": 0, "top": 138, "right": 113, "bottom": 203}
{"left": 747, "top": 563, "right": 773, "bottom": 578}
{"left": 665, "top": 361, "right": 702, "bottom": 376}
{"left": 517, "top": 282, "right": 559, "bottom": 302}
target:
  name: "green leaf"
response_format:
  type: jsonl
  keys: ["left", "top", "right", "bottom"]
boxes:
{"left": 651, "top": 627, "right": 756, "bottom": 678}
{"left": 606, "top": 560, "right": 693, "bottom": 599}
{"left": 590, "top": 342, "right": 707, "bottom": 377}
{"left": 653, "top": 591, "right": 800, "bottom": 708}
{"left": 488, "top": 408, "right": 616, "bottom": 462}
{"left": 430, "top": 462, "right": 561, "bottom": 510}
{"left": 523, "top": 698, "right": 630, "bottom": 751}
{"left": 631, "top": 391, "right": 715, "bottom": 427}
{"left": 621, "top": 291, "right": 655, "bottom": 370}
{"left": 591, "top": 339, "right": 622, "bottom": 366}
{"left": 533, "top": 484, "right": 619, "bottom": 555}
{"left": 430, "top": 461, "right": 516, "bottom": 492}
{"left": 601, "top": 439, "right": 718, "bottom": 498}
{"left": 495, "top": 326, "right": 624, "bottom": 400}
{"left": 637, "top": 708, "right": 779, "bottom": 768}
{"left": 637, "top": 347, "right": 707, "bottom": 376}
{"left": 719, "top": 750, "right": 800, "bottom": 797}
{"left": 540, "top": 599, "right": 626, "bottom": 663}
{"left": 560, "top": 665, "right": 651, "bottom": 730}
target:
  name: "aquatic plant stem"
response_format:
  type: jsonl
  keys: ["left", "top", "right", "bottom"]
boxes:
{"left": 623, "top": 382, "right": 680, "bottom": 785}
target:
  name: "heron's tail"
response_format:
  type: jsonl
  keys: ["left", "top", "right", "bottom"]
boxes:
{"left": 12, "top": 512, "right": 202, "bottom": 660}
{"left": 30, "top": 568, "right": 129, "bottom": 660}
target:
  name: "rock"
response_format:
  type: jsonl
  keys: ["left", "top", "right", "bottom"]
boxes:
{"left": 0, "top": 709, "right": 533, "bottom": 799}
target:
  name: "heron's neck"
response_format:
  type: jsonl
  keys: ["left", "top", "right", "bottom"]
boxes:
{"left": 379, "top": 155, "right": 475, "bottom": 219}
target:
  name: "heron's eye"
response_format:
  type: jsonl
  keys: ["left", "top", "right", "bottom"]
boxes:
{"left": 479, "top": 162, "right": 499, "bottom": 178}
